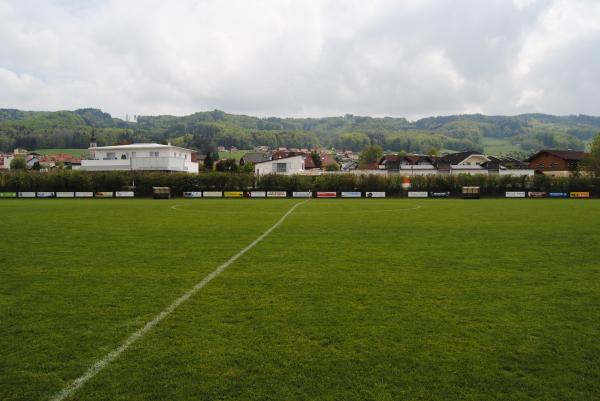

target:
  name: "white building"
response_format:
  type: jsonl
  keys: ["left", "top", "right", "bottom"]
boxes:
{"left": 254, "top": 155, "right": 305, "bottom": 175}
{"left": 0, "top": 153, "right": 13, "bottom": 170}
{"left": 81, "top": 143, "right": 199, "bottom": 173}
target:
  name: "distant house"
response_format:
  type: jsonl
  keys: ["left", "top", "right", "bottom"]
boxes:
{"left": 240, "top": 152, "right": 270, "bottom": 166}
{"left": 26, "top": 154, "right": 40, "bottom": 169}
{"left": 320, "top": 154, "right": 339, "bottom": 170}
{"left": 526, "top": 150, "right": 588, "bottom": 177}
{"left": 254, "top": 155, "right": 305, "bottom": 175}
{"left": 0, "top": 153, "right": 14, "bottom": 170}
{"left": 13, "top": 148, "right": 28, "bottom": 155}
{"left": 379, "top": 155, "right": 437, "bottom": 174}
{"left": 340, "top": 160, "right": 358, "bottom": 171}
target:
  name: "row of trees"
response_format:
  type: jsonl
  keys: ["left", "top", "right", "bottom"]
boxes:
{"left": 2, "top": 170, "right": 598, "bottom": 196}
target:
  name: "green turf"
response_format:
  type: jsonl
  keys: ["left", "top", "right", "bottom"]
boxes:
{"left": 1, "top": 199, "right": 600, "bottom": 400}
{"left": 34, "top": 149, "right": 89, "bottom": 157}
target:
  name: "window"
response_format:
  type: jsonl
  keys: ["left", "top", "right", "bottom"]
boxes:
{"left": 274, "top": 162, "right": 287, "bottom": 173}
{"left": 106, "top": 152, "right": 116, "bottom": 160}
{"left": 150, "top": 151, "right": 159, "bottom": 157}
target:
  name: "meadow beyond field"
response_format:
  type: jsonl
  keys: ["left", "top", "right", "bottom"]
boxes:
{"left": 1, "top": 199, "right": 600, "bottom": 401}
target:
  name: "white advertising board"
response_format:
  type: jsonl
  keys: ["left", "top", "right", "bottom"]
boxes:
{"left": 203, "top": 191, "right": 222, "bottom": 198}
{"left": 365, "top": 192, "right": 385, "bottom": 198}
{"left": 183, "top": 191, "right": 202, "bottom": 198}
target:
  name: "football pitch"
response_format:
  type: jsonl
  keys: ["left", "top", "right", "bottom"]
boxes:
{"left": 1, "top": 198, "right": 600, "bottom": 401}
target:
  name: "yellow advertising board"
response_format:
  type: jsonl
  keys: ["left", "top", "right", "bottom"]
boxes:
{"left": 224, "top": 191, "right": 243, "bottom": 198}
{"left": 570, "top": 192, "right": 590, "bottom": 198}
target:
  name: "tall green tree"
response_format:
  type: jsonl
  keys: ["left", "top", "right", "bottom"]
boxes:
{"left": 581, "top": 132, "right": 600, "bottom": 178}
{"left": 10, "top": 157, "right": 26, "bottom": 170}
{"left": 359, "top": 144, "right": 383, "bottom": 167}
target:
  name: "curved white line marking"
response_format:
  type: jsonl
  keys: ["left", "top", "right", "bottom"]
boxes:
{"left": 50, "top": 199, "right": 309, "bottom": 401}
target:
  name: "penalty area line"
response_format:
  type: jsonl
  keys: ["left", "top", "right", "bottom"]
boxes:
{"left": 50, "top": 199, "right": 309, "bottom": 401}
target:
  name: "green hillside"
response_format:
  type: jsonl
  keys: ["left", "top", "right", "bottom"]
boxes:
{"left": 1, "top": 108, "right": 598, "bottom": 156}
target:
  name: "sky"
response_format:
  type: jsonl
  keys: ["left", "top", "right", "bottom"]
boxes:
{"left": 1, "top": 0, "right": 600, "bottom": 120}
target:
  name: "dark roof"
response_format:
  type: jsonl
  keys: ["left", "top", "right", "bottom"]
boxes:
{"left": 525, "top": 150, "right": 587, "bottom": 162}
{"left": 438, "top": 150, "right": 481, "bottom": 165}
{"left": 241, "top": 152, "right": 270, "bottom": 164}
{"left": 254, "top": 154, "right": 303, "bottom": 165}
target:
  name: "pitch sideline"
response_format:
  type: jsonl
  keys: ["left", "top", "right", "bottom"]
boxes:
{"left": 50, "top": 199, "right": 309, "bottom": 401}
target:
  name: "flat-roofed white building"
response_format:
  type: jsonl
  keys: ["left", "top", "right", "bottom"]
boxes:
{"left": 81, "top": 143, "right": 199, "bottom": 173}
{"left": 254, "top": 155, "right": 305, "bottom": 175}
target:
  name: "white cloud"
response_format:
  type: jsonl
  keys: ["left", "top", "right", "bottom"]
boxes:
{"left": 0, "top": 0, "right": 599, "bottom": 119}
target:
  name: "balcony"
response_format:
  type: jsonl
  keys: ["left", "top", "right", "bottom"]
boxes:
{"left": 81, "top": 157, "right": 198, "bottom": 173}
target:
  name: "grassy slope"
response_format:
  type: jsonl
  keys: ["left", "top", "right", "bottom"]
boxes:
{"left": 218, "top": 150, "right": 250, "bottom": 160}
{"left": 1, "top": 199, "right": 600, "bottom": 400}
{"left": 482, "top": 138, "right": 520, "bottom": 155}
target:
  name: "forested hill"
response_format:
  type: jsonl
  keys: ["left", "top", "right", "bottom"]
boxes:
{"left": 1, "top": 108, "right": 598, "bottom": 156}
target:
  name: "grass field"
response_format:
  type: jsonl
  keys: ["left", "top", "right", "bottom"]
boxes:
{"left": 482, "top": 138, "right": 520, "bottom": 155}
{"left": 34, "top": 149, "right": 89, "bottom": 157}
{"left": 218, "top": 150, "right": 249, "bottom": 160}
{"left": 1, "top": 199, "right": 600, "bottom": 401}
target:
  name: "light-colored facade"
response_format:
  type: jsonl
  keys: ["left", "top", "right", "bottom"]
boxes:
{"left": 254, "top": 155, "right": 305, "bottom": 175}
{"left": 81, "top": 143, "right": 198, "bottom": 173}
{"left": 0, "top": 153, "right": 13, "bottom": 170}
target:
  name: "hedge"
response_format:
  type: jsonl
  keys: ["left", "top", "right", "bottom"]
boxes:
{"left": 0, "top": 171, "right": 598, "bottom": 197}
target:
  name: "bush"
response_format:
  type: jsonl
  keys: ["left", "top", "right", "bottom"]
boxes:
{"left": 0, "top": 171, "right": 598, "bottom": 197}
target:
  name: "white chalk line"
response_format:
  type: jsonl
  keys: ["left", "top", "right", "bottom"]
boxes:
{"left": 171, "top": 203, "right": 422, "bottom": 213}
{"left": 50, "top": 199, "right": 309, "bottom": 401}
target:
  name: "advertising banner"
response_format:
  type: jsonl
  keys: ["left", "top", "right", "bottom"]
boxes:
{"left": 549, "top": 192, "right": 568, "bottom": 198}
{"left": 292, "top": 191, "right": 311, "bottom": 198}
{"left": 316, "top": 192, "right": 337, "bottom": 198}
{"left": 224, "top": 191, "right": 243, "bottom": 198}
{"left": 56, "top": 192, "right": 75, "bottom": 198}
{"left": 570, "top": 192, "right": 590, "bottom": 198}
{"left": 202, "top": 191, "right": 222, "bottom": 198}
{"left": 366, "top": 192, "right": 386, "bottom": 198}
{"left": 528, "top": 192, "right": 546, "bottom": 198}
{"left": 408, "top": 191, "right": 428, "bottom": 198}
{"left": 267, "top": 191, "right": 287, "bottom": 198}
{"left": 18, "top": 192, "right": 36, "bottom": 198}
{"left": 183, "top": 191, "right": 202, "bottom": 198}
{"left": 341, "top": 192, "right": 362, "bottom": 198}
{"left": 249, "top": 191, "right": 267, "bottom": 198}
{"left": 94, "top": 192, "right": 113, "bottom": 198}
{"left": 506, "top": 191, "right": 526, "bottom": 198}
{"left": 430, "top": 192, "right": 450, "bottom": 198}
{"left": 115, "top": 191, "right": 135, "bottom": 198}
{"left": 75, "top": 192, "right": 94, "bottom": 198}
{"left": 36, "top": 192, "right": 56, "bottom": 198}
{"left": 0, "top": 192, "right": 17, "bottom": 198}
